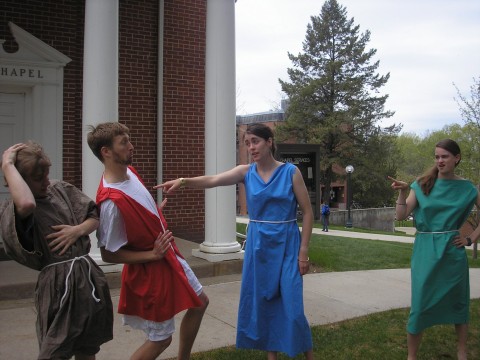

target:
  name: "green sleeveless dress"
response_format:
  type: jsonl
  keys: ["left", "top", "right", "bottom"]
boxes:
{"left": 408, "top": 179, "right": 477, "bottom": 334}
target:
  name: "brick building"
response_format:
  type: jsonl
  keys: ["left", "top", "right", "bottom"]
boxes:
{"left": 236, "top": 104, "right": 349, "bottom": 220}
{"left": 0, "top": 0, "right": 240, "bottom": 258}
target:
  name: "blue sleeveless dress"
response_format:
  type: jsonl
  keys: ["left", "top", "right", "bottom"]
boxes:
{"left": 236, "top": 162, "right": 313, "bottom": 357}
{"left": 408, "top": 179, "right": 477, "bottom": 334}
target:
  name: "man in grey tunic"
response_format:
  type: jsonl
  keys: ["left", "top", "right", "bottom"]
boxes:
{"left": 0, "top": 142, "right": 113, "bottom": 360}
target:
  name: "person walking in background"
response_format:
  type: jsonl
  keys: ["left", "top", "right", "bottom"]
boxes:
{"left": 389, "top": 139, "right": 480, "bottom": 360}
{"left": 87, "top": 122, "right": 209, "bottom": 360}
{"left": 321, "top": 201, "right": 330, "bottom": 232}
{"left": 0, "top": 142, "right": 113, "bottom": 360}
{"left": 156, "top": 123, "right": 314, "bottom": 360}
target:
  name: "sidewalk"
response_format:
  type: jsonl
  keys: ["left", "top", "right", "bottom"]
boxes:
{"left": 238, "top": 215, "right": 416, "bottom": 243}
{"left": 311, "top": 227, "right": 415, "bottom": 243}
{"left": 2, "top": 221, "right": 479, "bottom": 359}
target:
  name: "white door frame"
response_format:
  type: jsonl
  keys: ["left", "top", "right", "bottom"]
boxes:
{"left": 0, "top": 22, "right": 71, "bottom": 246}
{"left": 0, "top": 22, "right": 71, "bottom": 180}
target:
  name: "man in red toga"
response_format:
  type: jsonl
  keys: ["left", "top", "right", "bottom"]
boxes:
{"left": 87, "top": 122, "right": 209, "bottom": 360}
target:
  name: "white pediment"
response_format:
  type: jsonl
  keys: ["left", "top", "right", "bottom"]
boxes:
{"left": 0, "top": 22, "right": 71, "bottom": 66}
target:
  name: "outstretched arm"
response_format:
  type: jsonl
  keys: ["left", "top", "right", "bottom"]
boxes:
{"left": 154, "top": 165, "right": 249, "bottom": 193}
{"left": 388, "top": 176, "right": 417, "bottom": 221}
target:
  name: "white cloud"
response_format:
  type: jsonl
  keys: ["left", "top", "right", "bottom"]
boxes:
{"left": 235, "top": 0, "right": 480, "bottom": 135}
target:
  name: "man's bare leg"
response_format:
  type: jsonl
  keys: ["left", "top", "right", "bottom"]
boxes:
{"left": 130, "top": 337, "right": 172, "bottom": 360}
{"left": 177, "top": 291, "right": 209, "bottom": 360}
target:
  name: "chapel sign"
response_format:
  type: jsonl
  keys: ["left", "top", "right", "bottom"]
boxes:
{"left": 0, "top": 64, "right": 56, "bottom": 83}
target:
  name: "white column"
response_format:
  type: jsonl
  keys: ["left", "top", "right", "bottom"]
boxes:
{"left": 192, "top": 0, "right": 243, "bottom": 262}
{"left": 82, "top": 0, "right": 119, "bottom": 264}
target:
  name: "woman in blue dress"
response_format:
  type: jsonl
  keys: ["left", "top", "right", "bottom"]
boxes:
{"left": 157, "top": 123, "right": 314, "bottom": 359}
{"left": 389, "top": 139, "right": 480, "bottom": 360}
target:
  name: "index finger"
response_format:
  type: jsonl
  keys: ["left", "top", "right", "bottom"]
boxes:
{"left": 158, "top": 198, "right": 167, "bottom": 209}
{"left": 387, "top": 176, "right": 398, "bottom": 182}
{"left": 154, "top": 182, "right": 177, "bottom": 194}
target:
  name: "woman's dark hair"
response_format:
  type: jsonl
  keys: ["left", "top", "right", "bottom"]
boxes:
{"left": 418, "top": 139, "right": 461, "bottom": 195}
{"left": 245, "top": 123, "right": 276, "bottom": 156}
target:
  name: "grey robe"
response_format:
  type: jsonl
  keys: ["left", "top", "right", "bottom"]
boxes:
{"left": 0, "top": 180, "right": 113, "bottom": 359}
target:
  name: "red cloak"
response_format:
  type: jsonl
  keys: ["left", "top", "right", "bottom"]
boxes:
{"left": 96, "top": 166, "right": 202, "bottom": 322}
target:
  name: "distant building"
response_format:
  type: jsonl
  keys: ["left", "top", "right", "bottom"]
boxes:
{"left": 236, "top": 100, "right": 348, "bottom": 220}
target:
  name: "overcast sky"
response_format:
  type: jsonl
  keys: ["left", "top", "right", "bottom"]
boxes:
{"left": 235, "top": 0, "right": 480, "bottom": 136}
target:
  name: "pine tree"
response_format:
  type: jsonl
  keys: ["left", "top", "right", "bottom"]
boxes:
{"left": 278, "top": 0, "right": 399, "bottom": 205}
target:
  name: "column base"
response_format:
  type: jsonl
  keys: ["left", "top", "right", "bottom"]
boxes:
{"left": 192, "top": 248, "right": 244, "bottom": 263}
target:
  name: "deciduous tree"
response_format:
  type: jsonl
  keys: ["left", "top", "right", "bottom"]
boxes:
{"left": 454, "top": 76, "right": 480, "bottom": 128}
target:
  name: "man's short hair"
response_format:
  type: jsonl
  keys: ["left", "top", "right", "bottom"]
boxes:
{"left": 87, "top": 122, "right": 130, "bottom": 162}
{"left": 1, "top": 141, "right": 51, "bottom": 187}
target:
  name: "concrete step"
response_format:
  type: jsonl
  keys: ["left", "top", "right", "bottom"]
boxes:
{"left": 0, "top": 238, "right": 244, "bottom": 301}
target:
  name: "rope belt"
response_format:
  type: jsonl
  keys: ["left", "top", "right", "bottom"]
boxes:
{"left": 44, "top": 255, "right": 101, "bottom": 307}
{"left": 243, "top": 218, "right": 297, "bottom": 249}
{"left": 416, "top": 230, "right": 459, "bottom": 234}
{"left": 249, "top": 218, "right": 297, "bottom": 224}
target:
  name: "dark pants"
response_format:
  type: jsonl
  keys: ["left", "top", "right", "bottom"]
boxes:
{"left": 322, "top": 215, "right": 329, "bottom": 231}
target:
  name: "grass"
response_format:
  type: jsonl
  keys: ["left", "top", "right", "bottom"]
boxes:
{"left": 193, "top": 222, "right": 480, "bottom": 359}
{"left": 186, "top": 301, "right": 480, "bottom": 359}
{"left": 395, "top": 219, "right": 415, "bottom": 228}
{"left": 309, "top": 234, "right": 480, "bottom": 271}
{"left": 239, "top": 221, "right": 411, "bottom": 237}
{"left": 309, "top": 235, "right": 414, "bottom": 272}
{"left": 319, "top": 223, "right": 415, "bottom": 237}
{"left": 238, "top": 223, "right": 478, "bottom": 269}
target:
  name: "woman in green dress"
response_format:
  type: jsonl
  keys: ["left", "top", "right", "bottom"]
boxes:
{"left": 389, "top": 139, "right": 480, "bottom": 360}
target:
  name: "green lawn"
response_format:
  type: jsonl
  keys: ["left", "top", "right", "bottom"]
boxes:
{"left": 309, "top": 234, "right": 480, "bottom": 271}
{"left": 185, "top": 301, "right": 479, "bottom": 359}
{"left": 237, "top": 222, "right": 479, "bottom": 270}
{"left": 193, "top": 222, "right": 480, "bottom": 359}
{"left": 323, "top": 223, "right": 415, "bottom": 237}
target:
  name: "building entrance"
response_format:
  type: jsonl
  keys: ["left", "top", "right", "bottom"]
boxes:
{"left": 277, "top": 144, "right": 321, "bottom": 219}
{"left": 0, "top": 92, "right": 25, "bottom": 202}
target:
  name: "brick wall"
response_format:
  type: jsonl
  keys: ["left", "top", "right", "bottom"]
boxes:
{"left": 118, "top": 0, "right": 159, "bottom": 199}
{"left": 162, "top": 0, "right": 207, "bottom": 242}
{"left": 0, "top": 0, "right": 85, "bottom": 188}
{"left": 1, "top": 0, "right": 208, "bottom": 242}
